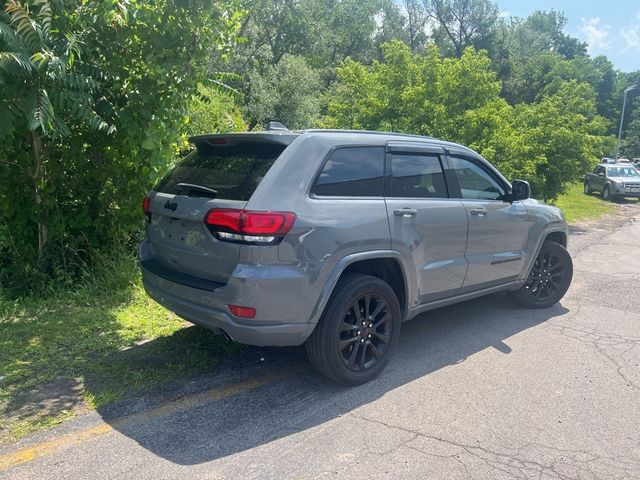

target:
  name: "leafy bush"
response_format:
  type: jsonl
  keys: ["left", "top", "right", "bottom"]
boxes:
{"left": 326, "top": 41, "right": 612, "bottom": 200}
{"left": 185, "top": 84, "right": 247, "bottom": 137}
{"left": 244, "top": 54, "right": 323, "bottom": 129}
{"left": 0, "top": 0, "right": 243, "bottom": 296}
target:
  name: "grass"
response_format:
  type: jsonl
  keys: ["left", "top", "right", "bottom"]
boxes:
{"left": 0, "top": 248, "right": 243, "bottom": 444}
{"left": 552, "top": 183, "right": 616, "bottom": 223}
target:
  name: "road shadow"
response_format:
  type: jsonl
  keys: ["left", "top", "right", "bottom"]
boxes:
{"left": 96, "top": 292, "right": 568, "bottom": 465}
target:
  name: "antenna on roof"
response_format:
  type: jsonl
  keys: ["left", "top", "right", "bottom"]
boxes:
{"left": 266, "top": 121, "right": 289, "bottom": 131}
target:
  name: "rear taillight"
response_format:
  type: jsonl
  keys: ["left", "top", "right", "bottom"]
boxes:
{"left": 142, "top": 196, "right": 151, "bottom": 222}
{"left": 204, "top": 209, "right": 296, "bottom": 244}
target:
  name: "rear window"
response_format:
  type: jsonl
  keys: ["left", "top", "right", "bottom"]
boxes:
{"left": 155, "top": 143, "right": 285, "bottom": 200}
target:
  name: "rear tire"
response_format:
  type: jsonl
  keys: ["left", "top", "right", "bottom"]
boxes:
{"left": 306, "top": 274, "right": 401, "bottom": 385}
{"left": 583, "top": 182, "right": 592, "bottom": 195}
{"left": 508, "top": 241, "right": 573, "bottom": 309}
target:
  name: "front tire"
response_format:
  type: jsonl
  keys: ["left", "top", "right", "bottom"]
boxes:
{"left": 306, "top": 274, "right": 401, "bottom": 385}
{"left": 602, "top": 185, "right": 611, "bottom": 201}
{"left": 508, "top": 241, "right": 573, "bottom": 309}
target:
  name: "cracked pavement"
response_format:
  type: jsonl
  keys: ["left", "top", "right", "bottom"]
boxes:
{"left": 3, "top": 210, "right": 640, "bottom": 479}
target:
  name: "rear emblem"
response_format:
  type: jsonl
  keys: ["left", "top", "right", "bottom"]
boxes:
{"left": 164, "top": 200, "right": 178, "bottom": 212}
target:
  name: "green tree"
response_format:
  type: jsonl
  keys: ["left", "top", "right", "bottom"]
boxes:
{"left": 509, "top": 10, "right": 586, "bottom": 60}
{"left": 591, "top": 56, "right": 617, "bottom": 126}
{"left": 400, "top": 0, "right": 428, "bottom": 52}
{"left": 0, "top": 0, "right": 111, "bottom": 262}
{"left": 245, "top": 54, "right": 322, "bottom": 129}
{"left": 422, "top": 0, "right": 500, "bottom": 57}
{"left": 622, "top": 97, "right": 640, "bottom": 158}
{"left": 233, "top": 0, "right": 387, "bottom": 70}
{"left": 493, "top": 11, "right": 594, "bottom": 106}
{"left": 326, "top": 41, "right": 611, "bottom": 200}
{"left": 512, "top": 81, "right": 611, "bottom": 199}
{"left": 185, "top": 84, "right": 247, "bottom": 137}
{"left": 0, "top": 0, "right": 242, "bottom": 292}
{"left": 373, "top": 0, "right": 410, "bottom": 56}
{"left": 326, "top": 41, "right": 508, "bottom": 139}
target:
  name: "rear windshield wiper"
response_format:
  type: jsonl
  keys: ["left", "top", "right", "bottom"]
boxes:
{"left": 175, "top": 183, "right": 218, "bottom": 198}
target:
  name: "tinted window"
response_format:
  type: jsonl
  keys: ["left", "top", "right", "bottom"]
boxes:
{"left": 389, "top": 154, "right": 447, "bottom": 198}
{"left": 313, "top": 147, "right": 384, "bottom": 197}
{"left": 450, "top": 157, "right": 505, "bottom": 200}
{"left": 155, "top": 143, "right": 285, "bottom": 201}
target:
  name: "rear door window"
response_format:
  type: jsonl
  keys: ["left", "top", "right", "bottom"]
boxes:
{"left": 155, "top": 143, "right": 286, "bottom": 200}
{"left": 312, "top": 147, "right": 385, "bottom": 197}
{"left": 388, "top": 154, "right": 448, "bottom": 198}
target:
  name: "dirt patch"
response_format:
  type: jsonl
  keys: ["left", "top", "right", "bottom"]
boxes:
{"left": 569, "top": 201, "right": 640, "bottom": 252}
{"left": 572, "top": 200, "right": 640, "bottom": 230}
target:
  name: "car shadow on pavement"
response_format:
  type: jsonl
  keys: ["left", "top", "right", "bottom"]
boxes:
{"left": 96, "top": 292, "right": 568, "bottom": 465}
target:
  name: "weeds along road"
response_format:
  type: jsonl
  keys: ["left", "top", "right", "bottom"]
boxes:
{"left": 2, "top": 210, "right": 640, "bottom": 479}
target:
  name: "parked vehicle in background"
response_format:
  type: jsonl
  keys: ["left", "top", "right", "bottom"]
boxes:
{"left": 584, "top": 164, "right": 640, "bottom": 201}
{"left": 602, "top": 157, "right": 631, "bottom": 164}
{"left": 140, "top": 127, "right": 573, "bottom": 384}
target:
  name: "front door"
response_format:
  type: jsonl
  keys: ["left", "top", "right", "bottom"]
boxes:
{"left": 384, "top": 144, "right": 469, "bottom": 307}
{"left": 446, "top": 154, "right": 531, "bottom": 289}
{"left": 592, "top": 165, "right": 606, "bottom": 192}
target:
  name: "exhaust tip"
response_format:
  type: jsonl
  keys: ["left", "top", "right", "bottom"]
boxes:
{"left": 220, "top": 330, "right": 233, "bottom": 342}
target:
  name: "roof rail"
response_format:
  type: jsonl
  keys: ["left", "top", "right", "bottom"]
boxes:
{"left": 303, "top": 128, "right": 436, "bottom": 140}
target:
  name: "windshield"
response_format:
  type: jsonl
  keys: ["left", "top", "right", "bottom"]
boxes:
{"left": 607, "top": 167, "right": 640, "bottom": 177}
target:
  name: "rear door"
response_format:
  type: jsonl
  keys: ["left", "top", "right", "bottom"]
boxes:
{"left": 384, "top": 143, "right": 469, "bottom": 305}
{"left": 146, "top": 137, "right": 291, "bottom": 284}
{"left": 446, "top": 153, "right": 530, "bottom": 289}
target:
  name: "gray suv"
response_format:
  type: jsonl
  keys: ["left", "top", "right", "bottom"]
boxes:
{"left": 140, "top": 129, "right": 573, "bottom": 384}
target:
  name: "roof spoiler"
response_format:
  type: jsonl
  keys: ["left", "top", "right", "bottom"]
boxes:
{"left": 266, "top": 121, "right": 288, "bottom": 131}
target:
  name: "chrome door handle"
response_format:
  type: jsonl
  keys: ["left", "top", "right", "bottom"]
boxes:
{"left": 394, "top": 208, "right": 418, "bottom": 217}
{"left": 470, "top": 208, "right": 487, "bottom": 216}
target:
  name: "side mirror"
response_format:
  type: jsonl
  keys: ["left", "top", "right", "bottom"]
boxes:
{"left": 598, "top": 172, "right": 605, "bottom": 177}
{"left": 510, "top": 180, "right": 530, "bottom": 202}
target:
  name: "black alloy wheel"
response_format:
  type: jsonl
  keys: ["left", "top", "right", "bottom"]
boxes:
{"left": 306, "top": 274, "right": 401, "bottom": 385}
{"left": 338, "top": 293, "right": 392, "bottom": 372}
{"left": 508, "top": 241, "right": 573, "bottom": 309}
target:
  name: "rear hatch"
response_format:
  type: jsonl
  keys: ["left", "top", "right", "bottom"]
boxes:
{"left": 145, "top": 133, "right": 297, "bottom": 285}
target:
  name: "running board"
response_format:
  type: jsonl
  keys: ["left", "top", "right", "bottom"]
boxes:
{"left": 404, "top": 280, "right": 522, "bottom": 321}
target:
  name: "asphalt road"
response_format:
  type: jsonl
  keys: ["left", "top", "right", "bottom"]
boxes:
{"left": 2, "top": 211, "right": 640, "bottom": 479}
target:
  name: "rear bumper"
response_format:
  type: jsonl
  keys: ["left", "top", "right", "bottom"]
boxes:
{"left": 142, "top": 276, "right": 315, "bottom": 346}
{"left": 138, "top": 240, "right": 318, "bottom": 347}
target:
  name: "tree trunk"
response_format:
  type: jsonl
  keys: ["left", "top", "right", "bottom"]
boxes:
{"left": 31, "top": 131, "right": 48, "bottom": 263}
